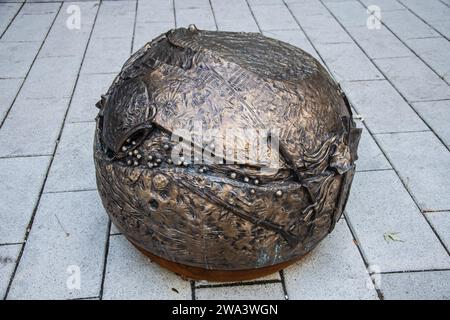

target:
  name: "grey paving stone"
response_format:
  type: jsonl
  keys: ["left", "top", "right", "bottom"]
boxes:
{"left": 345, "top": 25, "right": 412, "bottom": 59}
{"left": 353, "top": 121, "right": 391, "bottom": 172}
{"left": 0, "top": 97, "right": 69, "bottom": 157}
{"left": 375, "top": 131, "right": 450, "bottom": 211}
{"left": 251, "top": 4, "right": 299, "bottom": 31}
{"left": 7, "top": 191, "right": 109, "bottom": 300}
{"left": 196, "top": 282, "right": 285, "bottom": 300}
{"left": 248, "top": 0, "right": 282, "bottom": 6}
{"left": 0, "top": 156, "right": 51, "bottom": 244}
{"left": 424, "top": 211, "right": 450, "bottom": 252}
{"left": 133, "top": 21, "right": 174, "bottom": 50}
{"left": 196, "top": 270, "right": 281, "bottom": 288}
{"left": 175, "top": 0, "right": 211, "bottom": 9}
{"left": 0, "top": 41, "right": 41, "bottom": 78}
{"left": 103, "top": 234, "right": 191, "bottom": 300}
{"left": 360, "top": 0, "right": 406, "bottom": 11}
{"left": 399, "top": 0, "right": 450, "bottom": 23}
{"left": 0, "top": 78, "right": 22, "bottom": 124}
{"left": 263, "top": 29, "right": 323, "bottom": 63}
{"left": 324, "top": 0, "right": 368, "bottom": 27}
{"left": 45, "top": 122, "right": 96, "bottom": 193}
{"left": 425, "top": 211, "right": 450, "bottom": 255}
{"left": 67, "top": 73, "right": 115, "bottom": 123}
{"left": 91, "top": 0, "right": 135, "bottom": 39}
{"left": 288, "top": 3, "right": 353, "bottom": 44}
{"left": 284, "top": 220, "right": 378, "bottom": 300}
{"left": 315, "top": 42, "right": 384, "bottom": 81}
{"left": 412, "top": 100, "right": 450, "bottom": 147}
{"left": 110, "top": 222, "right": 121, "bottom": 235}
{"left": 133, "top": 0, "right": 174, "bottom": 50}
{"left": 374, "top": 56, "right": 450, "bottom": 102}
{"left": 379, "top": 271, "right": 450, "bottom": 300}
{"left": 405, "top": 37, "right": 450, "bottom": 83}
{"left": 290, "top": 11, "right": 352, "bottom": 44}
{"left": 19, "top": 2, "right": 59, "bottom": 15}
{"left": 19, "top": 56, "right": 81, "bottom": 99}
{"left": 1, "top": 3, "right": 59, "bottom": 42}
{"left": 0, "top": 244, "right": 21, "bottom": 299}
{"left": 0, "top": 3, "right": 22, "bottom": 36}
{"left": 341, "top": 80, "right": 428, "bottom": 133}
{"left": 345, "top": 170, "right": 450, "bottom": 272}
{"left": 175, "top": 6, "right": 216, "bottom": 30}
{"left": 137, "top": 0, "right": 174, "bottom": 24}
{"left": 211, "top": 0, "right": 259, "bottom": 32}
{"left": 39, "top": 1, "right": 99, "bottom": 58}
{"left": 81, "top": 36, "right": 131, "bottom": 74}
{"left": 381, "top": 9, "right": 440, "bottom": 40}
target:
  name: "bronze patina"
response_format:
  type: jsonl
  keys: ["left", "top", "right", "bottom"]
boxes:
{"left": 94, "top": 26, "right": 361, "bottom": 281}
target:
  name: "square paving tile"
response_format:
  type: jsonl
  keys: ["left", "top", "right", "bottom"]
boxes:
{"left": 341, "top": 80, "right": 428, "bottom": 133}
{"left": 0, "top": 244, "right": 22, "bottom": 298}
{"left": 0, "top": 78, "right": 22, "bottom": 124}
{"left": 0, "top": 156, "right": 51, "bottom": 244}
{"left": 0, "top": 97, "right": 69, "bottom": 157}
{"left": 44, "top": 122, "right": 96, "bottom": 193}
{"left": 379, "top": 271, "right": 450, "bottom": 300}
{"left": 102, "top": 235, "right": 191, "bottom": 300}
{"left": 353, "top": 121, "right": 391, "bottom": 172}
{"left": 1, "top": 3, "right": 59, "bottom": 42}
{"left": 315, "top": 42, "right": 384, "bottom": 81}
{"left": 424, "top": 211, "right": 450, "bottom": 252}
{"left": 67, "top": 73, "right": 116, "bottom": 123}
{"left": 412, "top": 100, "right": 450, "bottom": 147}
{"left": 212, "top": 0, "right": 259, "bottom": 32}
{"left": 375, "top": 131, "right": 450, "bottom": 211}
{"left": 381, "top": 9, "right": 440, "bottom": 40}
{"left": 0, "top": 41, "right": 41, "bottom": 78}
{"left": 405, "top": 37, "right": 450, "bottom": 84}
{"left": 345, "top": 170, "right": 450, "bottom": 272}
{"left": 374, "top": 56, "right": 450, "bottom": 102}
{"left": 196, "top": 282, "right": 285, "bottom": 300}
{"left": 7, "top": 190, "right": 109, "bottom": 300}
{"left": 284, "top": 220, "right": 378, "bottom": 300}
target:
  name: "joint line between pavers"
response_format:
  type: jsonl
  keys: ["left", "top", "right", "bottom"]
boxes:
{"left": 279, "top": 269, "right": 289, "bottom": 300}
{"left": 379, "top": 268, "right": 450, "bottom": 275}
{"left": 281, "top": 0, "right": 334, "bottom": 78}
{"left": 190, "top": 280, "right": 196, "bottom": 300}
{"left": 2, "top": 2, "right": 65, "bottom": 300}
{"left": 245, "top": 0, "right": 264, "bottom": 34}
{"left": 208, "top": 0, "right": 219, "bottom": 32}
{"left": 195, "top": 279, "right": 282, "bottom": 289}
{"left": 99, "top": 220, "right": 112, "bottom": 300}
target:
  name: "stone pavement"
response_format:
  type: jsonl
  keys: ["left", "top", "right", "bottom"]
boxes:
{"left": 0, "top": 0, "right": 449, "bottom": 300}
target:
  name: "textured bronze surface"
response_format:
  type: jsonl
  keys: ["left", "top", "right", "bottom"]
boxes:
{"left": 94, "top": 26, "right": 361, "bottom": 280}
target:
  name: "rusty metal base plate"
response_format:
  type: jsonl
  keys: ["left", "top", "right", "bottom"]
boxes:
{"left": 128, "top": 237, "right": 304, "bottom": 282}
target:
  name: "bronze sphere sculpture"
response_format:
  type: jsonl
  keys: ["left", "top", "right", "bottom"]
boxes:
{"left": 94, "top": 26, "right": 361, "bottom": 281}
